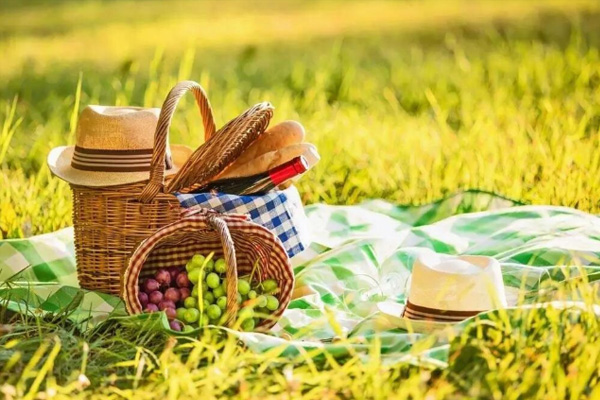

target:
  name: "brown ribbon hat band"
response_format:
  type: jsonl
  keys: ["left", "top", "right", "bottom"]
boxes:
{"left": 403, "top": 300, "right": 484, "bottom": 322}
{"left": 71, "top": 146, "right": 173, "bottom": 172}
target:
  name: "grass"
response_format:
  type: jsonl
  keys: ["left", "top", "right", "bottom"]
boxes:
{"left": 1, "top": 0, "right": 600, "bottom": 398}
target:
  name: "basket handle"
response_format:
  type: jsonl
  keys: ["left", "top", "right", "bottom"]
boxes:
{"left": 207, "top": 213, "right": 239, "bottom": 326}
{"left": 139, "top": 81, "right": 216, "bottom": 203}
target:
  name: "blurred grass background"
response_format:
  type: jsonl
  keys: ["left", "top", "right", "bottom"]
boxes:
{"left": 2, "top": 0, "right": 600, "bottom": 238}
{"left": 2, "top": 1, "right": 600, "bottom": 398}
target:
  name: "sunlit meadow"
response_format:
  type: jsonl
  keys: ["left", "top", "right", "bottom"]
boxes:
{"left": 1, "top": 0, "right": 600, "bottom": 398}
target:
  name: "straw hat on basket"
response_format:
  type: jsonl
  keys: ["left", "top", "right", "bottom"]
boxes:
{"left": 47, "top": 105, "right": 193, "bottom": 187}
{"left": 377, "top": 253, "right": 507, "bottom": 334}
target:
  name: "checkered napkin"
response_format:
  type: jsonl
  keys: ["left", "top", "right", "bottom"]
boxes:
{"left": 176, "top": 186, "right": 311, "bottom": 258}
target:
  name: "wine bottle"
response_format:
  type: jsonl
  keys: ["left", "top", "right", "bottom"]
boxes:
{"left": 195, "top": 156, "right": 309, "bottom": 195}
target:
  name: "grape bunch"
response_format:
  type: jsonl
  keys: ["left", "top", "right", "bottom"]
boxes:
{"left": 139, "top": 252, "right": 280, "bottom": 332}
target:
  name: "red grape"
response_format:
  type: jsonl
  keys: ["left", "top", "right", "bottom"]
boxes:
{"left": 143, "top": 278, "right": 160, "bottom": 293}
{"left": 158, "top": 300, "right": 176, "bottom": 311}
{"left": 169, "top": 320, "right": 182, "bottom": 331}
{"left": 164, "top": 287, "right": 181, "bottom": 303}
{"left": 148, "top": 290, "right": 163, "bottom": 305}
{"left": 144, "top": 303, "right": 159, "bottom": 313}
{"left": 176, "top": 271, "right": 190, "bottom": 288}
{"left": 179, "top": 287, "right": 191, "bottom": 301}
{"left": 138, "top": 292, "right": 149, "bottom": 307}
{"left": 155, "top": 269, "right": 172, "bottom": 288}
{"left": 168, "top": 267, "right": 180, "bottom": 280}
{"left": 164, "top": 307, "right": 177, "bottom": 320}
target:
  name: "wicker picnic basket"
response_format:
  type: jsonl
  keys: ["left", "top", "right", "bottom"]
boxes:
{"left": 123, "top": 206, "right": 294, "bottom": 330}
{"left": 71, "top": 80, "right": 274, "bottom": 296}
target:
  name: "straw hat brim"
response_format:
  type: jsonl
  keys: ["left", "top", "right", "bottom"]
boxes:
{"left": 47, "top": 144, "right": 193, "bottom": 187}
{"left": 377, "top": 301, "right": 458, "bottom": 334}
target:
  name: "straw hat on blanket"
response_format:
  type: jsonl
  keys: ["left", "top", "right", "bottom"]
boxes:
{"left": 378, "top": 254, "right": 507, "bottom": 334}
{"left": 47, "top": 105, "right": 192, "bottom": 187}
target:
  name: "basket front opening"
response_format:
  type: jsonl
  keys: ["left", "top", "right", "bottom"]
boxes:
{"left": 127, "top": 222, "right": 293, "bottom": 330}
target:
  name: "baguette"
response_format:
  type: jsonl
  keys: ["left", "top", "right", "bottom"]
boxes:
{"left": 217, "top": 143, "right": 320, "bottom": 179}
{"left": 234, "top": 120, "right": 305, "bottom": 165}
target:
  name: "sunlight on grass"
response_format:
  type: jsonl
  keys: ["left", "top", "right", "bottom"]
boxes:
{"left": 1, "top": 0, "right": 599, "bottom": 78}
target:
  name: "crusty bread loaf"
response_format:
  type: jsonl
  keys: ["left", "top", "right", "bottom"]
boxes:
{"left": 234, "top": 120, "right": 305, "bottom": 165}
{"left": 217, "top": 143, "right": 320, "bottom": 179}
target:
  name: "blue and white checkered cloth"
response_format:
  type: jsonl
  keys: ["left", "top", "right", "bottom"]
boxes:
{"left": 176, "top": 186, "right": 311, "bottom": 258}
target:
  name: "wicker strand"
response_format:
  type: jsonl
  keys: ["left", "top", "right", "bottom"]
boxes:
{"left": 207, "top": 213, "right": 239, "bottom": 326}
{"left": 139, "top": 81, "right": 215, "bottom": 203}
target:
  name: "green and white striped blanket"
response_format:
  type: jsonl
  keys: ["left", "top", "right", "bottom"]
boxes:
{"left": 2, "top": 191, "right": 600, "bottom": 365}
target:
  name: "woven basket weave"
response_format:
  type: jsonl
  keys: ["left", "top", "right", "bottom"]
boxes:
{"left": 72, "top": 80, "right": 273, "bottom": 295}
{"left": 123, "top": 207, "right": 294, "bottom": 330}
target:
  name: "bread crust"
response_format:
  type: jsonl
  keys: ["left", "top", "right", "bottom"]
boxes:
{"left": 218, "top": 143, "right": 319, "bottom": 179}
{"left": 234, "top": 120, "right": 305, "bottom": 165}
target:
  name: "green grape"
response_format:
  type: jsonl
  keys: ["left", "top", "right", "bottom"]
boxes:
{"left": 237, "top": 293, "right": 243, "bottom": 304}
{"left": 188, "top": 268, "right": 201, "bottom": 284}
{"left": 262, "top": 279, "right": 278, "bottom": 293}
{"left": 215, "top": 258, "right": 227, "bottom": 274}
{"left": 241, "top": 318, "right": 255, "bottom": 332}
{"left": 214, "top": 258, "right": 227, "bottom": 274}
{"left": 206, "top": 304, "right": 222, "bottom": 320}
{"left": 217, "top": 296, "right": 227, "bottom": 310}
{"left": 185, "top": 260, "right": 195, "bottom": 272}
{"left": 192, "top": 285, "right": 199, "bottom": 297}
{"left": 221, "top": 279, "right": 227, "bottom": 291}
{"left": 213, "top": 285, "right": 225, "bottom": 298}
{"left": 182, "top": 325, "right": 195, "bottom": 333}
{"left": 190, "top": 254, "right": 205, "bottom": 269}
{"left": 206, "top": 273, "right": 220, "bottom": 289}
{"left": 266, "top": 295, "right": 279, "bottom": 311}
{"left": 247, "top": 290, "right": 257, "bottom": 299}
{"left": 204, "top": 259, "right": 215, "bottom": 272}
{"left": 204, "top": 291, "right": 215, "bottom": 304}
{"left": 183, "top": 308, "right": 200, "bottom": 323}
{"left": 176, "top": 307, "right": 187, "bottom": 321}
{"left": 238, "top": 279, "right": 250, "bottom": 295}
{"left": 184, "top": 297, "right": 197, "bottom": 309}
{"left": 256, "top": 295, "right": 267, "bottom": 308}
{"left": 202, "top": 299, "right": 211, "bottom": 310}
